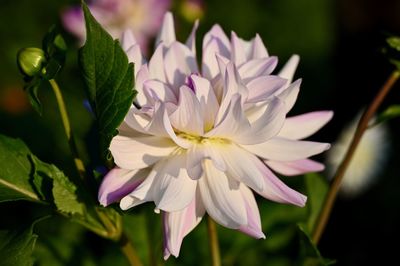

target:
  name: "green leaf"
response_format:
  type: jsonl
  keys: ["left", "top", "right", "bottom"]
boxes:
{"left": 0, "top": 217, "right": 47, "bottom": 266}
{"left": 0, "top": 135, "right": 42, "bottom": 203}
{"left": 383, "top": 35, "right": 400, "bottom": 71}
{"left": 370, "top": 104, "right": 400, "bottom": 127}
{"left": 297, "top": 225, "right": 335, "bottom": 266}
{"left": 79, "top": 2, "right": 136, "bottom": 160}
{"left": 30, "top": 156, "right": 85, "bottom": 216}
{"left": 303, "top": 173, "right": 329, "bottom": 234}
{"left": 0, "top": 134, "right": 85, "bottom": 216}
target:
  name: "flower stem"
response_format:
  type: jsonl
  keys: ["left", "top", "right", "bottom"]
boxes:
{"left": 207, "top": 216, "right": 221, "bottom": 266}
{"left": 118, "top": 232, "right": 144, "bottom": 266}
{"left": 312, "top": 70, "right": 400, "bottom": 244}
{"left": 48, "top": 79, "right": 86, "bottom": 179}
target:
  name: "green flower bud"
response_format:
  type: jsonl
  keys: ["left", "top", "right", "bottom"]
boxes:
{"left": 17, "top": 47, "right": 46, "bottom": 77}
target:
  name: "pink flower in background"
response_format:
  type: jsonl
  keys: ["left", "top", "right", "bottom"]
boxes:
{"left": 62, "top": 0, "right": 171, "bottom": 52}
{"left": 98, "top": 13, "right": 333, "bottom": 259}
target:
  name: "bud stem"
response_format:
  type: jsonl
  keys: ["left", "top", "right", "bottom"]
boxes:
{"left": 312, "top": 70, "right": 400, "bottom": 244}
{"left": 48, "top": 79, "right": 86, "bottom": 178}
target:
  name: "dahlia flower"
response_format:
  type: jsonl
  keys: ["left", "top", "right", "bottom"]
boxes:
{"left": 326, "top": 113, "right": 389, "bottom": 197}
{"left": 98, "top": 13, "right": 333, "bottom": 259}
{"left": 62, "top": 0, "right": 171, "bottom": 52}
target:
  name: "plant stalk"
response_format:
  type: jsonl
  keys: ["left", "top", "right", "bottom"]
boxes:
{"left": 207, "top": 216, "right": 221, "bottom": 266}
{"left": 312, "top": 70, "right": 400, "bottom": 244}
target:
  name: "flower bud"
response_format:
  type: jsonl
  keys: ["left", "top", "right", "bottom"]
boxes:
{"left": 17, "top": 48, "right": 46, "bottom": 77}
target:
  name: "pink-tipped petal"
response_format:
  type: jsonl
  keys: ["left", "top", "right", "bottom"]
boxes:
{"left": 163, "top": 190, "right": 205, "bottom": 259}
{"left": 253, "top": 159, "right": 307, "bottom": 207}
{"left": 98, "top": 167, "right": 147, "bottom": 206}
{"left": 238, "top": 184, "right": 265, "bottom": 239}
{"left": 266, "top": 159, "right": 325, "bottom": 176}
{"left": 278, "top": 111, "right": 334, "bottom": 140}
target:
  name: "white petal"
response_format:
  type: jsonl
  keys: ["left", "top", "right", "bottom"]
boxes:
{"left": 121, "top": 29, "right": 137, "bottom": 51}
{"left": 241, "top": 137, "right": 331, "bottom": 161}
{"left": 164, "top": 42, "right": 199, "bottom": 91}
{"left": 219, "top": 144, "right": 265, "bottom": 191}
{"left": 278, "top": 111, "right": 333, "bottom": 140}
{"left": 203, "top": 24, "right": 230, "bottom": 55}
{"left": 216, "top": 62, "right": 248, "bottom": 124}
{"left": 236, "top": 97, "right": 286, "bottom": 144}
{"left": 186, "top": 144, "right": 226, "bottom": 179}
{"left": 277, "top": 79, "right": 301, "bottom": 113}
{"left": 110, "top": 135, "right": 176, "bottom": 169}
{"left": 238, "top": 184, "right": 265, "bottom": 238}
{"left": 143, "top": 80, "right": 177, "bottom": 103}
{"left": 156, "top": 12, "right": 176, "bottom": 46}
{"left": 163, "top": 190, "right": 205, "bottom": 259}
{"left": 199, "top": 160, "right": 247, "bottom": 228}
{"left": 191, "top": 75, "right": 219, "bottom": 131}
{"left": 239, "top": 57, "right": 277, "bottom": 81}
{"left": 206, "top": 94, "right": 250, "bottom": 140}
{"left": 266, "top": 159, "right": 325, "bottom": 176}
{"left": 169, "top": 86, "right": 204, "bottom": 135}
{"left": 278, "top": 54, "right": 300, "bottom": 85}
{"left": 134, "top": 65, "right": 150, "bottom": 105}
{"left": 125, "top": 44, "right": 143, "bottom": 76}
{"left": 152, "top": 153, "right": 197, "bottom": 212}
{"left": 185, "top": 20, "right": 199, "bottom": 54}
{"left": 230, "top": 31, "right": 246, "bottom": 66}
{"left": 246, "top": 76, "right": 287, "bottom": 103}
{"left": 250, "top": 34, "right": 269, "bottom": 59}
{"left": 149, "top": 44, "right": 167, "bottom": 82}
{"left": 202, "top": 25, "right": 231, "bottom": 79}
